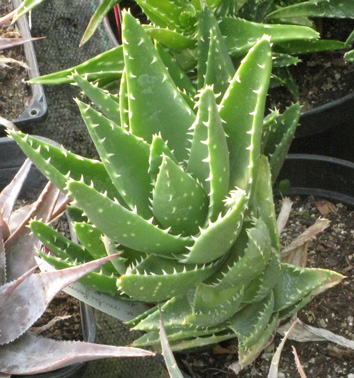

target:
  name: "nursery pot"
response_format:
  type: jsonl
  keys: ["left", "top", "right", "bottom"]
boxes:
{"left": 290, "top": 95, "right": 354, "bottom": 162}
{"left": 2, "top": 0, "right": 48, "bottom": 131}
{"left": 276, "top": 153, "right": 354, "bottom": 206}
{"left": 0, "top": 137, "right": 96, "bottom": 378}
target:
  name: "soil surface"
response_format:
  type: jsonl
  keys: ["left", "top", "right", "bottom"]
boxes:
{"left": 177, "top": 196, "right": 354, "bottom": 378}
{"left": 32, "top": 291, "right": 83, "bottom": 341}
{"left": 267, "top": 18, "right": 354, "bottom": 114}
{"left": 0, "top": 0, "right": 31, "bottom": 122}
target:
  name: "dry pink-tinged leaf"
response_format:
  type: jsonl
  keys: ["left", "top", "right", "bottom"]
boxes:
{"left": 0, "top": 227, "right": 6, "bottom": 285}
{"left": 315, "top": 199, "right": 336, "bottom": 215}
{"left": 292, "top": 345, "right": 307, "bottom": 378}
{"left": 277, "top": 318, "right": 354, "bottom": 350}
{"left": 268, "top": 319, "right": 298, "bottom": 378}
{"left": 0, "top": 36, "right": 45, "bottom": 51}
{"left": 159, "top": 304, "right": 184, "bottom": 378}
{"left": 277, "top": 197, "right": 292, "bottom": 235}
{"left": 5, "top": 182, "right": 63, "bottom": 281}
{"left": 0, "top": 159, "right": 32, "bottom": 225}
{"left": 0, "top": 332, "right": 154, "bottom": 375}
{"left": 281, "top": 218, "right": 330, "bottom": 267}
{"left": 0, "top": 254, "right": 118, "bottom": 345}
{"left": 0, "top": 10, "right": 15, "bottom": 27}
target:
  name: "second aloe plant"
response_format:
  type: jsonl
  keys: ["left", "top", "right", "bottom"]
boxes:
{"left": 10, "top": 12, "right": 344, "bottom": 367}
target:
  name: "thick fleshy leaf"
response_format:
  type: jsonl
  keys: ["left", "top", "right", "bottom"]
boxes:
{"left": 122, "top": 12, "right": 195, "bottom": 162}
{"left": 267, "top": 104, "right": 301, "bottom": 182}
{"left": 168, "top": 331, "right": 235, "bottom": 352}
{"left": 254, "top": 156, "right": 280, "bottom": 251}
{"left": 219, "top": 17, "right": 318, "bottom": 58}
{"left": 72, "top": 74, "right": 120, "bottom": 125}
{"left": 149, "top": 134, "right": 177, "bottom": 182}
{"left": 276, "top": 39, "right": 347, "bottom": 55}
{"left": 0, "top": 332, "right": 154, "bottom": 375}
{"left": 242, "top": 251, "right": 281, "bottom": 304}
{"left": 133, "top": 294, "right": 198, "bottom": 331}
{"left": 238, "top": 313, "right": 279, "bottom": 367}
{"left": 146, "top": 26, "right": 196, "bottom": 50}
{"left": 206, "top": 218, "right": 272, "bottom": 290}
{"left": 119, "top": 69, "right": 130, "bottom": 130}
{"left": 37, "top": 251, "right": 120, "bottom": 297}
{"left": 197, "top": 8, "right": 235, "bottom": 95}
{"left": 12, "top": 0, "right": 45, "bottom": 22}
{"left": 273, "top": 264, "right": 345, "bottom": 312}
{"left": 117, "top": 255, "right": 218, "bottom": 302}
{"left": 9, "top": 131, "right": 122, "bottom": 203}
{"left": 219, "top": 36, "right": 272, "bottom": 192}
{"left": 30, "top": 220, "right": 92, "bottom": 264}
{"left": 133, "top": 325, "right": 228, "bottom": 348}
{"left": 80, "top": 0, "right": 120, "bottom": 46}
{"left": 0, "top": 255, "right": 117, "bottom": 345}
{"left": 152, "top": 155, "right": 208, "bottom": 236}
{"left": 187, "top": 284, "right": 244, "bottom": 327}
{"left": 229, "top": 291, "right": 274, "bottom": 348}
{"left": 135, "top": 0, "right": 195, "bottom": 32}
{"left": 67, "top": 180, "right": 192, "bottom": 255}
{"left": 5, "top": 182, "right": 61, "bottom": 281}
{"left": 186, "top": 87, "right": 230, "bottom": 221}
{"left": 180, "top": 189, "right": 247, "bottom": 264}
{"left": 76, "top": 99, "right": 153, "bottom": 219}
{"left": 345, "top": 49, "right": 354, "bottom": 62}
{"left": 30, "top": 46, "right": 124, "bottom": 85}
{"left": 266, "top": 0, "right": 354, "bottom": 20}
{"left": 73, "top": 222, "right": 117, "bottom": 275}
{"left": 155, "top": 42, "right": 196, "bottom": 96}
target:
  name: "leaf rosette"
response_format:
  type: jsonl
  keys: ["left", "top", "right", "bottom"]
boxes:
{"left": 10, "top": 11, "right": 344, "bottom": 367}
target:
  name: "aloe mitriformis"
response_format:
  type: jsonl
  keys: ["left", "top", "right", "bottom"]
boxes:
{"left": 10, "top": 12, "right": 344, "bottom": 367}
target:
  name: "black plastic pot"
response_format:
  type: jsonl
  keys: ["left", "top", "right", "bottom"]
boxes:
{"left": 277, "top": 153, "right": 354, "bottom": 206}
{"left": 0, "top": 137, "right": 96, "bottom": 378}
{"left": 290, "top": 94, "right": 354, "bottom": 162}
{"left": 9, "top": 0, "right": 47, "bottom": 127}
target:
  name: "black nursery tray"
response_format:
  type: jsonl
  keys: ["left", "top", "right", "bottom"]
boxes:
{"left": 9, "top": 0, "right": 47, "bottom": 126}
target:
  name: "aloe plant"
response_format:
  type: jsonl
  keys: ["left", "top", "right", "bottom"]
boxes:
{"left": 18, "top": 0, "right": 354, "bottom": 97}
{"left": 8, "top": 12, "right": 344, "bottom": 368}
{"left": 0, "top": 158, "right": 154, "bottom": 375}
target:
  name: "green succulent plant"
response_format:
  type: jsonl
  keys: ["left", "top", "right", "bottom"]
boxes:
{"left": 18, "top": 0, "right": 354, "bottom": 97}
{"left": 0, "top": 158, "right": 154, "bottom": 375}
{"left": 9, "top": 12, "right": 344, "bottom": 368}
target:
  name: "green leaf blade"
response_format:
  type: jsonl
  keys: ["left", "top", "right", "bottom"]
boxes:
{"left": 181, "top": 189, "right": 247, "bottom": 264}
{"left": 152, "top": 156, "right": 209, "bottom": 236}
{"left": 220, "top": 36, "right": 272, "bottom": 192}
{"left": 67, "top": 181, "right": 191, "bottom": 255}
{"left": 76, "top": 100, "right": 153, "bottom": 219}
{"left": 122, "top": 12, "right": 195, "bottom": 162}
